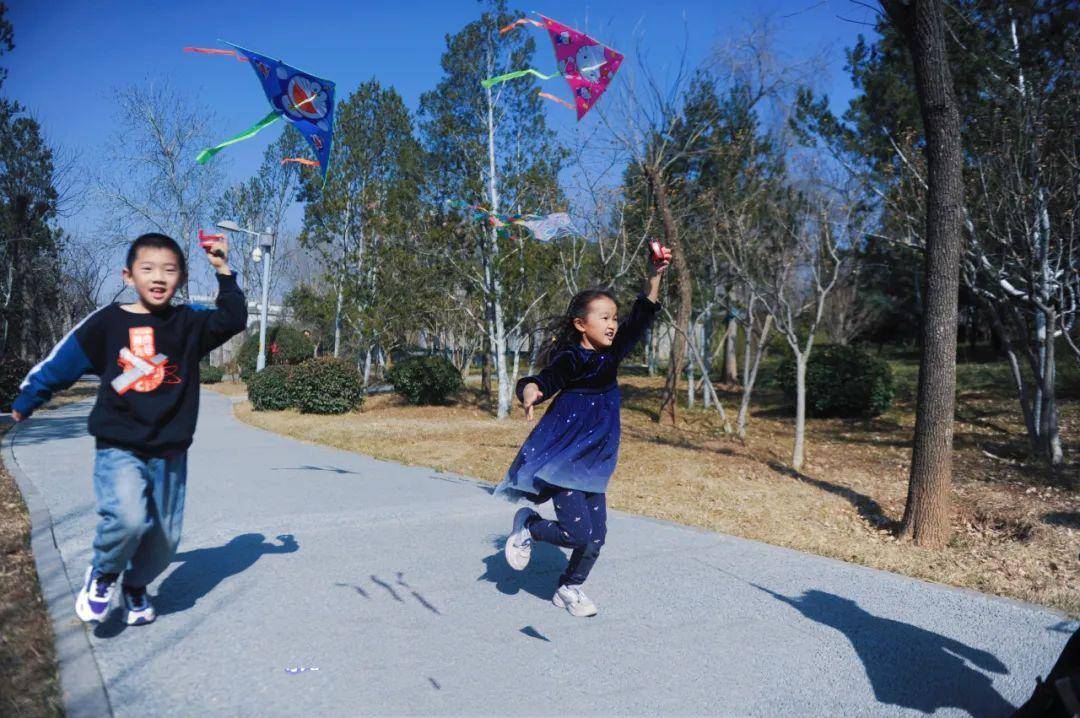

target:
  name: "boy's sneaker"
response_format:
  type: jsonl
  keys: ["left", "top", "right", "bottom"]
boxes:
{"left": 505, "top": 507, "right": 538, "bottom": 571}
{"left": 122, "top": 585, "right": 156, "bottom": 625}
{"left": 553, "top": 584, "right": 598, "bottom": 617}
{"left": 75, "top": 566, "right": 118, "bottom": 623}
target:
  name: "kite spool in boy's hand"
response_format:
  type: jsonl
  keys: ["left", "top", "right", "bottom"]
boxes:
{"left": 648, "top": 239, "right": 671, "bottom": 266}
{"left": 198, "top": 229, "right": 226, "bottom": 259}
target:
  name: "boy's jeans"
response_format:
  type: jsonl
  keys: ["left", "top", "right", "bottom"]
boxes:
{"left": 91, "top": 447, "right": 187, "bottom": 588}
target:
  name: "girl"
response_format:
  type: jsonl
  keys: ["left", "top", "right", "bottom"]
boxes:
{"left": 496, "top": 246, "right": 670, "bottom": 617}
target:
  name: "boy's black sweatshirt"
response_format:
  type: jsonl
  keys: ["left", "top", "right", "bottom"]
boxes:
{"left": 13, "top": 273, "right": 248, "bottom": 456}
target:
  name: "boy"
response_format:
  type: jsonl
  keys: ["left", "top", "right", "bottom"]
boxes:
{"left": 11, "top": 232, "right": 246, "bottom": 625}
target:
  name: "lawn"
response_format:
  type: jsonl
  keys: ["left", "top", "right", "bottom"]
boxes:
{"left": 229, "top": 355, "right": 1080, "bottom": 616}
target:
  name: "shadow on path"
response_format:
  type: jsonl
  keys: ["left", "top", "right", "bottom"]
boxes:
{"left": 12, "top": 414, "right": 89, "bottom": 447}
{"left": 95, "top": 533, "right": 298, "bottom": 639}
{"left": 156, "top": 533, "right": 298, "bottom": 616}
{"left": 755, "top": 585, "right": 1014, "bottom": 716}
{"left": 477, "top": 542, "right": 566, "bottom": 601}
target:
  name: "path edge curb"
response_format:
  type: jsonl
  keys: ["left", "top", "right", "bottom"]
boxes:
{"left": 4, "top": 416, "right": 113, "bottom": 718}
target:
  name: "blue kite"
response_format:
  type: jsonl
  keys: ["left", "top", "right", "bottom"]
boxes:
{"left": 190, "top": 42, "right": 335, "bottom": 179}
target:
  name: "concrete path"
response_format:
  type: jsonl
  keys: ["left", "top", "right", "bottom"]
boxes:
{"left": 7, "top": 390, "right": 1076, "bottom": 717}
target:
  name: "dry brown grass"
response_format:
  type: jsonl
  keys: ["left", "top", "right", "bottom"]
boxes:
{"left": 235, "top": 364, "right": 1080, "bottom": 616}
{"left": 0, "top": 381, "right": 101, "bottom": 717}
{"left": 206, "top": 380, "right": 248, "bottom": 397}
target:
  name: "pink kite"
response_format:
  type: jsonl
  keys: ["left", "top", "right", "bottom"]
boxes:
{"left": 482, "top": 14, "right": 624, "bottom": 120}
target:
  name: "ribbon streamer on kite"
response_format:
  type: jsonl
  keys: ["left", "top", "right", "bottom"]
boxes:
{"left": 445, "top": 200, "right": 575, "bottom": 241}
{"left": 189, "top": 42, "right": 336, "bottom": 180}
{"left": 184, "top": 47, "right": 247, "bottom": 61}
{"left": 281, "top": 157, "right": 320, "bottom": 167}
{"left": 482, "top": 14, "right": 624, "bottom": 120}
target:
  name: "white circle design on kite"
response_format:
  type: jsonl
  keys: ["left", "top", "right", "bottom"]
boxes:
{"left": 284, "top": 75, "right": 327, "bottom": 120}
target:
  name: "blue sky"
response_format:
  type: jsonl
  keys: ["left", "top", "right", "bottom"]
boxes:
{"left": 6, "top": 0, "right": 879, "bottom": 236}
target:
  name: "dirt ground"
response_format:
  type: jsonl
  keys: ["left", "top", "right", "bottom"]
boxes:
{"left": 229, "top": 360, "right": 1080, "bottom": 616}
{"left": 0, "top": 385, "right": 97, "bottom": 717}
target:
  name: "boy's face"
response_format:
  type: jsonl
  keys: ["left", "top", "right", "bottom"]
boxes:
{"left": 123, "top": 247, "right": 183, "bottom": 309}
{"left": 574, "top": 296, "right": 619, "bottom": 350}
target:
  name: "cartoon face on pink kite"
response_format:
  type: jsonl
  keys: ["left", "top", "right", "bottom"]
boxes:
{"left": 542, "top": 15, "right": 623, "bottom": 120}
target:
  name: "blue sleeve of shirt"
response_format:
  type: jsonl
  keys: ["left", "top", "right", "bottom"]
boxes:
{"left": 515, "top": 349, "right": 578, "bottom": 405}
{"left": 12, "top": 324, "right": 95, "bottom": 418}
{"left": 611, "top": 295, "right": 661, "bottom": 362}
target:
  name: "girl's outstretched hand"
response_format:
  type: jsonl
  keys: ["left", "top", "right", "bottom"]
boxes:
{"left": 522, "top": 383, "right": 543, "bottom": 420}
{"left": 649, "top": 244, "right": 672, "bottom": 276}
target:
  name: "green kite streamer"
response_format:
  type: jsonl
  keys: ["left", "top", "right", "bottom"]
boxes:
{"left": 480, "top": 68, "right": 561, "bottom": 89}
{"left": 196, "top": 110, "right": 282, "bottom": 164}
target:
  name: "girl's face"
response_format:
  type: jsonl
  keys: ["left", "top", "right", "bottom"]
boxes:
{"left": 574, "top": 296, "right": 619, "bottom": 350}
{"left": 123, "top": 247, "right": 182, "bottom": 310}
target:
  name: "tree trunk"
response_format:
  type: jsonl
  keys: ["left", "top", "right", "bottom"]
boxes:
{"left": 793, "top": 352, "right": 808, "bottom": 471}
{"left": 687, "top": 349, "right": 695, "bottom": 409}
{"left": 645, "top": 165, "right": 691, "bottom": 425}
{"left": 480, "top": 330, "right": 492, "bottom": 394}
{"left": 884, "top": 0, "right": 964, "bottom": 547}
{"left": 1039, "top": 306, "right": 1063, "bottom": 465}
{"left": 737, "top": 312, "right": 773, "bottom": 440}
{"left": 484, "top": 55, "right": 512, "bottom": 420}
{"left": 723, "top": 315, "right": 739, "bottom": 385}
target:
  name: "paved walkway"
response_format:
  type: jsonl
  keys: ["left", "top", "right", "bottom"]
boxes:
{"left": 7, "top": 390, "right": 1076, "bottom": 717}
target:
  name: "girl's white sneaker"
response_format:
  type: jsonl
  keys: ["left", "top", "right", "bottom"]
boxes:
{"left": 553, "top": 584, "right": 598, "bottom": 617}
{"left": 505, "top": 507, "right": 538, "bottom": 570}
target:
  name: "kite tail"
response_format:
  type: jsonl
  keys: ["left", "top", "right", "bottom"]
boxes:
{"left": 538, "top": 91, "right": 575, "bottom": 111}
{"left": 480, "top": 68, "right": 561, "bottom": 89}
{"left": 281, "top": 157, "right": 320, "bottom": 167}
{"left": 196, "top": 110, "right": 281, "bottom": 164}
{"left": 499, "top": 17, "right": 544, "bottom": 34}
{"left": 183, "top": 47, "right": 248, "bottom": 61}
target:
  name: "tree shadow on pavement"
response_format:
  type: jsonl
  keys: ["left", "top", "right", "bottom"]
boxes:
{"left": 477, "top": 542, "right": 566, "bottom": 601}
{"left": 754, "top": 585, "right": 1015, "bottom": 716}
{"left": 11, "top": 415, "right": 89, "bottom": 446}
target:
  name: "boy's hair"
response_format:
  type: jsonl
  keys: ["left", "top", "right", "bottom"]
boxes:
{"left": 126, "top": 233, "right": 187, "bottom": 278}
{"left": 536, "top": 288, "right": 617, "bottom": 367}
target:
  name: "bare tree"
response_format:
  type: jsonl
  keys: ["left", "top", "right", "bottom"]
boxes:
{"left": 96, "top": 80, "right": 224, "bottom": 297}
{"left": 722, "top": 190, "right": 845, "bottom": 470}
{"left": 822, "top": 264, "right": 890, "bottom": 345}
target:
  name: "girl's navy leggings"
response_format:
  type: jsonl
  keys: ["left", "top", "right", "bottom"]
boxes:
{"left": 527, "top": 482, "right": 607, "bottom": 586}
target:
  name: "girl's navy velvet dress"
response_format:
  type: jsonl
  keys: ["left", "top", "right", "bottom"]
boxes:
{"left": 496, "top": 295, "right": 660, "bottom": 500}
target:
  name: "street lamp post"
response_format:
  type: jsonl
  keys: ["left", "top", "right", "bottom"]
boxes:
{"left": 217, "top": 220, "right": 276, "bottom": 373}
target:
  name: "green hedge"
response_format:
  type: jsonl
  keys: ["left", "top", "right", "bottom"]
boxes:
{"left": 387, "top": 355, "right": 463, "bottom": 405}
{"left": 237, "top": 325, "right": 314, "bottom": 381}
{"left": 200, "top": 364, "right": 224, "bottom": 384}
{"left": 1, "top": 357, "right": 31, "bottom": 413}
{"left": 777, "top": 344, "right": 894, "bottom": 418}
{"left": 288, "top": 357, "right": 364, "bottom": 414}
{"left": 246, "top": 365, "right": 296, "bottom": 411}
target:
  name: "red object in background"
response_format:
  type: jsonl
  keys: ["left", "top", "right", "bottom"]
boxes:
{"left": 648, "top": 239, "right": 669, "bottom": 264}
{"left": 270, "top": 342, "right": 279, "bottom": 356}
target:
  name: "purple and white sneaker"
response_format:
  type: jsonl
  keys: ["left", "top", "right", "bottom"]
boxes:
{"left": 122, "top": 585, "right": 155, "bottom": 625}
{"left": 505, "top": 507, "right": 539, "bottom": 571}
{"left": 75, "top": 566, "right": 118, "bottom": 623}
